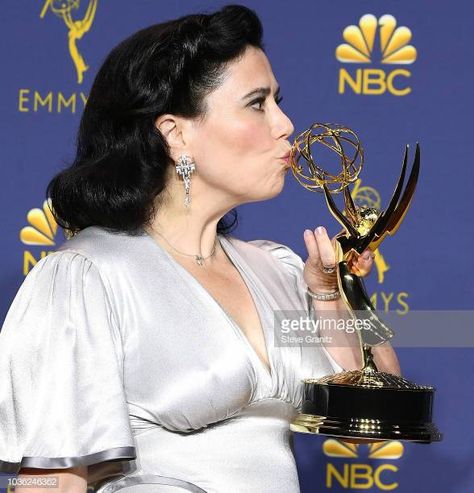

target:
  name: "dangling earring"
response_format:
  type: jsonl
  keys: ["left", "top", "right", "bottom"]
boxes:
{"left": 175, "top": 154, "right": 195, "bottom": 207}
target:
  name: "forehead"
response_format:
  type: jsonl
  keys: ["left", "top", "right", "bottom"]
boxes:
{"left": 213, "top": 47, "right": 279, "bottom": 97}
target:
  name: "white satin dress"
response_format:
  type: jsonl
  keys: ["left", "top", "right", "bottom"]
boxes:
{"left": 0, "top": 226, "right": 342, "bottom": 492}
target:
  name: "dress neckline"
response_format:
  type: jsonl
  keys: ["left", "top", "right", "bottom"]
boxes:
{"left": 141, "top": 230, "right": 273, "bottom": 381}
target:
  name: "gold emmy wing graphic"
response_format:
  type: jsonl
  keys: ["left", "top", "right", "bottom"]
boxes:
{"left": 20, "top": 200, "right": 58, "bottom": 246}
{"left": 40, "top": 0, "right": 98, "bottom": 84}
{"left": 336, "top": 14, "right": 417, "bottom": 65}
{"left": 288, "top": 123, "right": 441, "bottom": 443}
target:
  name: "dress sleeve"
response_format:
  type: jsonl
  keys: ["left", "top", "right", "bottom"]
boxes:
{"left": 0, "top": 251, "right": 136, "bottom": 474}
{"left": 248, "top": 239, "right": 344, "bottom": 373}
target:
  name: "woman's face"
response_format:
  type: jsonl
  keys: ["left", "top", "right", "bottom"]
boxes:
{"left": 185, "top": 46, "right": 295, "bottom": 205}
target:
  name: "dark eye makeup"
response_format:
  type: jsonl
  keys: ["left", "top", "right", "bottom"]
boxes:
{"left": 249, "top": 94, "right": 284, "bottom": 110}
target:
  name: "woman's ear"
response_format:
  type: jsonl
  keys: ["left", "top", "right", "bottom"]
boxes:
{"left": 155, "top": 115, "right": 186, "bottom": 160}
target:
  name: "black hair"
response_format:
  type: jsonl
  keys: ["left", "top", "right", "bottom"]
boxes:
{"left": 47, "top": 4, "right": 264, "bottom": 236}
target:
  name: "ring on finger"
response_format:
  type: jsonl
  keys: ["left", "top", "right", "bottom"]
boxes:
{"left": 321, "top": 264, "right": 336, "bottom": 274}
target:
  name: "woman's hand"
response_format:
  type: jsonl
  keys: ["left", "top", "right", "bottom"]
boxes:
{"left": 303, "top": 226, "right": 375, "bottom": 293}
{"left": 302, "top": 226, "right": 401, "bottom": 375}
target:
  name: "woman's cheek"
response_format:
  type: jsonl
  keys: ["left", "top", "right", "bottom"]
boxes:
{"left": 227, "top": 112, "right": 272, "bottom": 150}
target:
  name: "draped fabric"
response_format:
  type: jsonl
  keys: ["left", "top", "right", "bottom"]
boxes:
{"left": 0, "top": 227, "right": 342, "bottom": 492}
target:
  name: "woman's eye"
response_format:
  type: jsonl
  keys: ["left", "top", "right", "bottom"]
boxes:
{"left": 250, "top": 95, "right": 284, "bottom": 111}
{"left": 250, "top": 98, "right": 265, "bottom": 111}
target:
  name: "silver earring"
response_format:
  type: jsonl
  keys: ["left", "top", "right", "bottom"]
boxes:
{"left": 175, "top": 155, "right": 195, "bottom": 207}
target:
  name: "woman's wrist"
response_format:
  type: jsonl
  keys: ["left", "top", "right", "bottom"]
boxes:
{"left": 307, "top": 286, "right": 340, "bottom": 301}
{"left": 307, "top": 282, "right": 339, "bottom": 294}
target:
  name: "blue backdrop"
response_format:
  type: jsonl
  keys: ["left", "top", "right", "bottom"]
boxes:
{"left": 1, "top": 1, "right": 472, "bottom": 492}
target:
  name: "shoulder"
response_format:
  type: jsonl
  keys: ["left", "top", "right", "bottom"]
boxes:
{"left": 223, "top": 235, "right": 305, "bottom": 278}
{"left": 17, "top": 247, "right": 111, "bottom": 307}
{"left": 57, "top": 226, "right": 142, "bottom": 259}
{"left": 19, "top": 227, "right": 132, "bottom": 305}
{"left": 52, "top": 226, "right": 150, "bottom": 276}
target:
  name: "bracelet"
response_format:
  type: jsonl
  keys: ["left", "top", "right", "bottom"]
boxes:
{"left": 307, "top": 287, "right": 341, "bottom": 301}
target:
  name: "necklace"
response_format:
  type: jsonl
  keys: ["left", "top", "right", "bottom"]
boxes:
{"left": 152, "top": 230, "right": 218, "bottom": 266}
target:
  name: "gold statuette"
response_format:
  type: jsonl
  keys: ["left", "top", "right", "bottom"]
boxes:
{"left": 289, "top": 123, "right": 442, "bottom": 443}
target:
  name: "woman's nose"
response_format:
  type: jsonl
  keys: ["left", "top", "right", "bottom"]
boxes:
{"left": 273, "top": 106, "right": 295, "bottom": 140}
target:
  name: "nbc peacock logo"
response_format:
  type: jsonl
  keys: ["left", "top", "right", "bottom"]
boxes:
{"left": 19, "top": 200, "right": 65, "bottom": 275}
{"left": 323, "top": 438, "right": 404, "bottom": 490}
{"left": 351, "top": 179, "right": 409, "bottom": 314}
{"left": 336, "top": 14, "right": 416, "bottom": 96}
{"left": 323, "top": 438, "right": 404, "bottom": 460}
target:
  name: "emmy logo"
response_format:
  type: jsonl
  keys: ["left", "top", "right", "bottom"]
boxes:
{"left": 40, "top": 0, "right": 98, "bottom": 84}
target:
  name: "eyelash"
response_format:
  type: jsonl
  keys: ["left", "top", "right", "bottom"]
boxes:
{"left": 250, "top": 95, "right": 284, "bottom": 111}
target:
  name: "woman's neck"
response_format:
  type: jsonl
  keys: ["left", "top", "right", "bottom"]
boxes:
{"left": 145, "top": 172, "right": 238, "bottom": 260}
{"left": 145, "top": 199, "right": 226, "bottom": 259}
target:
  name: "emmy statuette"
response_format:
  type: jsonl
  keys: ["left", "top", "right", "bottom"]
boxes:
{"left": 289, "top": 123, "right": 442, "bottom": 443}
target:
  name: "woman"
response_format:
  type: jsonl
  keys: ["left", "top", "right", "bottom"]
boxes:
{"left": 0, "top": 5, "right": 400, "bottom": 492}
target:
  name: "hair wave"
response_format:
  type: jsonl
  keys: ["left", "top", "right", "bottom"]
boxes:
{"left": 47, "top": 5, "right": 264, "bottom": 236}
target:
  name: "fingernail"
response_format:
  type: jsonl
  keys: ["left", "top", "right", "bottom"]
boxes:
{"left": 315, "top": 226, "right": 326, "bottom": 235}
{"left": 363, "top": 252, "right": 370, "bottom": 260}
{"left": 304, "top": 229, "right": 312, "bottom": 236}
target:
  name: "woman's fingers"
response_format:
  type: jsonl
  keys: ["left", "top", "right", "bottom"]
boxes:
{"left": 303, "top": 227, "right": 338, "bottom": 292}
{"left": 314, "top": 226, "right": 336, "bottom": 268}
{"left": 304, "top": 226, "right": 374, "bottom": 279}
{"left": 349, "top": 248, "right": 375, "bottom": 276}
{"left": 303, "top": 229, "right": 320, "bottom": 269}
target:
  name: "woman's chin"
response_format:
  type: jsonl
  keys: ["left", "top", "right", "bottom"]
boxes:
{"left": 261, "top": 179, "right": 286, "bottom": 200}
{"left": 236, "top": 175, "right": 287, "bottom": 204}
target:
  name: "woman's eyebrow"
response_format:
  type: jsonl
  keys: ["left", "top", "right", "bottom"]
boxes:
{"left": 241, "top": 86, "right": 281, "bottom": 100}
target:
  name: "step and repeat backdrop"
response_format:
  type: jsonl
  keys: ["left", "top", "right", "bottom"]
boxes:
{"left": 1, "top": 1, "right": 472, "bottom": 492}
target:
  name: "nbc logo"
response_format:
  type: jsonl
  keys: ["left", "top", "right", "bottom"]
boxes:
{"left": 336, "top": 14, "right": 416, "bottom": 96}
{"left": 20, "top": 200, "right": 64, "bottom": 275}
{"left": 323, "top": 438, "right": 404, "bottom": 490}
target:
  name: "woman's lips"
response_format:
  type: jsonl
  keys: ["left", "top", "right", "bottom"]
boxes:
{"left": 279, "top": 152, "right": 291, "bottom": 168}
